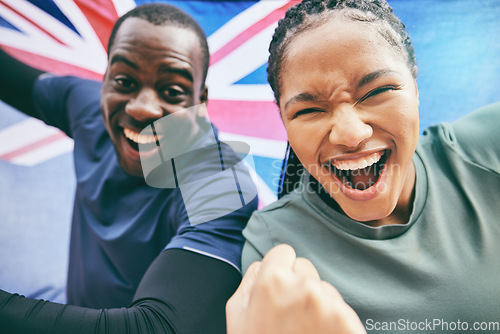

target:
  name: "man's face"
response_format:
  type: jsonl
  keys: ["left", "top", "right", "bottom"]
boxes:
{"left": 101, "top": 18, "right": 207, "bottom": 177}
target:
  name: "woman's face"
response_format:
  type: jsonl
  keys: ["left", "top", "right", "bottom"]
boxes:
{"left": 279, "top": 18, "right": 420, "bottom": 225}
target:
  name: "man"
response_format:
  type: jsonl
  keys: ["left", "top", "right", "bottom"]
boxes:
{"left": 0, "top": 3, "right": 257, "bottom": 333}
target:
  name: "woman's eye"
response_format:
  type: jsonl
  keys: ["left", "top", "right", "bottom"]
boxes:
{"left": 358, "top": 85, "right": 401, "bottom": 103}
{"left": 292, "top": 108, "right": 323, "bottom": 119}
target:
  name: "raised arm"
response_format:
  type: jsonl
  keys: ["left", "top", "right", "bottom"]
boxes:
{"left": 0, "top": 249, "right": 241, "bottom": 334}
{"left": 0, "top": 48, "right": 45, "bottom": 119}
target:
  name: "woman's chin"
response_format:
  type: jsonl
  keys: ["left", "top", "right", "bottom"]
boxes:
{"left": 341, "top": 201, "right": 396, "bottom": 226}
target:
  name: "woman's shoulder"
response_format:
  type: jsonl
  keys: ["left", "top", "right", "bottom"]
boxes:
{"left": 254, "top": 189, "right": 308, "bottom": 217}
{"left": 419, "top": 101, "right": 500, "bottom": 172}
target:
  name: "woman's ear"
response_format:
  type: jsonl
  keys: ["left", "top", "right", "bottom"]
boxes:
{"left": 411, "top": 65, "right": 418, "bottom": 79}
{"left": 412, "top": 66, "right": 419, "bottom": 105}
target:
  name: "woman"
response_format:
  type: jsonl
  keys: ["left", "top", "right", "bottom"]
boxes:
{"left": 241, "top": 0, "right": 500, "bottom": 331}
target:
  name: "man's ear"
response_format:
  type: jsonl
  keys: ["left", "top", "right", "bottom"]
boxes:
{"left": 200, "top": 85, "right": 208, "bottom": 105}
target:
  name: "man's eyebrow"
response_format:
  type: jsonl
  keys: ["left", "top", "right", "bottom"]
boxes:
{"left": 284, "top": 92, "right": 318, "bottom": 112}
{"left": 159, "top": 67, "right": 193, "bottom": 83}
{"left": 358, "top": 69, "right": 398, "bottom": 88}
{"left": 109, "top": 54, "right": 138, "bottom": 70}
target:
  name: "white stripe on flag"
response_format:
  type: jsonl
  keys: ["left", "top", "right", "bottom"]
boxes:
{"left": 0, "top": 118, "right": 62, "bottom": 156}
{"left": 10, "top": 136, "right": 74, "bottom": 166}
{"left": 111, "top": 0, "right": 136, "bottom": 16}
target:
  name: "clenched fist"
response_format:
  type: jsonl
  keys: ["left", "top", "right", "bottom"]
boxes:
{"left": 226, "top": 244, "right": 366, "bottom": 334}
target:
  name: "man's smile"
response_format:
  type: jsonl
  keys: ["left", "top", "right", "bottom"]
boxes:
{"left": 123, "top": 127, "right": 160, "bottom": 145}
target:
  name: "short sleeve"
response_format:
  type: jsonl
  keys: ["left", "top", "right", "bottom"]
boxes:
{"left": 449, "top": 101, "right": 500, "bottom": 172}
{"left": 165, "top": 196, "right": 258, "bottom": 272}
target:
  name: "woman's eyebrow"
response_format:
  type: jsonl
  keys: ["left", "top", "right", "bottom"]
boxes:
{"left": 284, "top": 92, "right": 318, "bottom": 112}
{"left": 358, "top": 69, "right": 398, "bottom": 88}
{"left": 283, "top": 69, "right": 400, "bottom": 111}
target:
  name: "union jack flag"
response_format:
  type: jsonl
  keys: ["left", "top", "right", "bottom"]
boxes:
{"left": 0, "top": 0, "right": 299, "bottom": 207}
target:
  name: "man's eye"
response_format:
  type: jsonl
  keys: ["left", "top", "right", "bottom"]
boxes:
{"left": 162, "top": 86, "right": 186, "bottom": 102}
{"left": 114, "top": 77, "right": 135, "bottom": 89}
{"left": 358, "top": 85, "right": 401, "bottom": 103}
{"left": 165, "top": 88, "right": 183, "bottom": 97}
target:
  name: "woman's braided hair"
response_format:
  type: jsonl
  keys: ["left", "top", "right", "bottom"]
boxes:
{"left": 268, "top": 0, "right": 416, "bottom": 106}
{"left": 272, "top": 0, "right": 417, "bottom": 198}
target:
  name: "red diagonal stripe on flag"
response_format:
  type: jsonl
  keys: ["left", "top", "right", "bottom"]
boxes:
{"left": 209, "top": 100, "right": 286, "bottom": 141}
{"left": 2, "top": 47, "right": 103, "bottom": 80}
{"left": 0, "top": 132, "right": 67, "bottom": 160}
{"left": 209, "top": 1, "right": 297, "bottom": 66}
{"left": 74, "top": 0, "right": 118, "bottom": 51}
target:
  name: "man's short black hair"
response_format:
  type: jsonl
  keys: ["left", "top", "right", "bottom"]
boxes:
{"left": 107, "top": 3, "right": 210, "bottom": 85}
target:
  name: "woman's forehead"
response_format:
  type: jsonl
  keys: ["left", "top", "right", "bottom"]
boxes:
{"left": 284, "top": 20, "right": 404, "bottom": 74}
{"left": 278, "top": 19, "right": 413, "bottom": 106}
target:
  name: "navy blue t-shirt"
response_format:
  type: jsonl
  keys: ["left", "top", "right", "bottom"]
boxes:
{"left": 33, "top": 75, "right": 257, "bottom": 308}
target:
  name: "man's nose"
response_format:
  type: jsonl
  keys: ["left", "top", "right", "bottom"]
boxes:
{"left": 328, "top": 105, "right": 373, "bottom": 148}
{"left": 125, "top": 88, "right": 164, "bottom": 123}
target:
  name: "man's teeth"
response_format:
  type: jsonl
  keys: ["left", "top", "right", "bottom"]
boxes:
{"left": 123, "top": 128, "right": 160, "bottom": 144}
{"left": 329, "top": 151, "right": 383, "bottom": 171}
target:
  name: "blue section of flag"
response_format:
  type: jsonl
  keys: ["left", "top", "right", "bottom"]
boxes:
{"left": 139, "top": 0, "right": 258, "bottom": 36}
{"left": 253, "top": 155, "right": 281, "bottom": 192}
{"left": 389, "top": 0, "right": 500, "bottom": 131}
{"left": 28, "top": 0, "right": 79, "bottom": 35}
{"left": 0, "top": 14, "right": 20, "bottom": 31}
{"left": 234, "top": 63, "right": 268, "bottom": 85}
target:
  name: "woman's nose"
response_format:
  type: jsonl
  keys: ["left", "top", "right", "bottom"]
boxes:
{"left": 328, "top": 106, "right": 373, "bottom": 148}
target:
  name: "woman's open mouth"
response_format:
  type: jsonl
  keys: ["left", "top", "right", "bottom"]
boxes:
{"left": 324, "top": 150, "right": 388, "bottom": 191}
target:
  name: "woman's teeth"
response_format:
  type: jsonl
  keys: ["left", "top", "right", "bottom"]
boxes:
{"left": 329, "top": 151, "right": 383, "bottom": 171}
{"left": 123, "top": 128, "right": 159, "bottom": 144}
{"left": 323, "top": 151, "right": 386, "bottom": 190}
